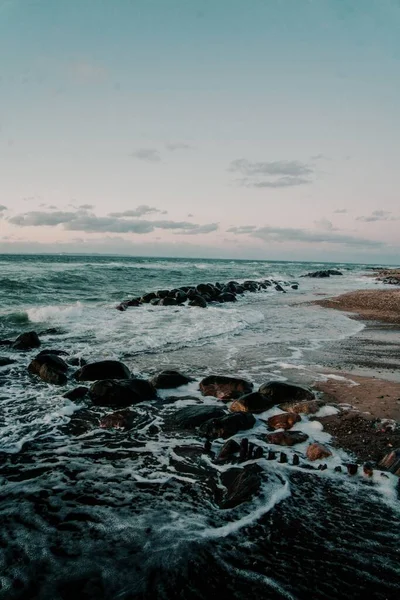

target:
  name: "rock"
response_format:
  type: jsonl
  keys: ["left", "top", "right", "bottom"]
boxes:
{"left": 279, "top": 452, "right": 288, "bottom": 463}
{"left": 275, "top": 284, "right": 286, "bottom": 292}
{"left": 67, "top": 357, "right": 87, "bottom": 367}
{"left": 363, "top": 462, "right": 374, "bottom": 477}
{"left": 164, "top": 405, "right": 227, "bottom": 430}
{"left": 266, "top": 431, "right": 309, "bottom": 447}
{"left": 259, "top": 381, "right": 314, "bottom": 405}
{"left": 189, "top": 295, "right": 207, "bottom": 308}
{"left": 267, "top": 412, "right": 301, "bottom": 430}
{"left": 267, "top": 450, "right": 276, "bottom": 460}
{"left": 217, "top": 293, "right": 237, "bottom": 303}
{"left": 302, "top": 270, "right": 343, "bottom": 278}
{"left": 216, "top": 439, "right": 241, "bottom": 462}
{"left": 199, "top": 412, "right": 256, "bottom": 440}
{"left": 150, "top": 298, "right": 160, "bottom": 306}
{"left": 63, "top": 387, "right": 89, "bottom": 401}
{"left": 99, "top": 409, "right": 136, "bottom": 429}
{"left": 199, "top": 375, "right": 253, "bottom": 401}
{"left": 291, "top": 284, "right": 299, "bottom": 290}
{"left": 89, "top": 378, "right": 156, "bottom": 407}
{"left": 37, "top": 364, "right": 68, "bottom": 385}
{"left": 346, "top": 463, "right": 358, "bottom": 475}
{"left": 156, "top": 290, "right": 170, "bottom": 298}
{"left": 63, "top": 409, "right": 100, "bottom": 436}
{"left": 0, "top": 357, "right": 16, "bottom": 367}
{"left": 126, "top": 298, "right": 141, "bottom": 307}
{"left": 37, "top": 349, "right": 69, "bottom": 357}
{"left": 141, "top": 292, "right": 157, "bottom": 303}
{"left": 0, "top": 340, "right": 12, "bottom": 347}
{"left": 196, "top": 283, "right": 215, "bottom": 296}
{"left": 306, "top": 443, "right": 332, "bottom": 461}
{"left": 159, "top": 297, "right": 177, "bottom": 306}
{"left": 175, "top": 291, "right": 187, "bottom": 303}
{"left": 151, "top": 370, "right": 192, "bottom": 389}
{"left": 12, "top": 331, "right": 41, "bottom": 350}
{"left": 219, "top": 464, "right": 262, "bottom": 509}
{"left": 116, "top": 303, "right": 128, "bottom": 311}
{"left": 378, "top": 449, "right": 400, "bottom": 476}
{"left": 74, "top": 360, "right": 131, "bottom": 381}
{"left": 292, "top": 454, "right": 300, "bottom": 466}
{"left": 230, "top": 392, "right": 276, "bottom": 414}
{"left": 28, "top": 353, "right": 69, "bottom": 385}
{"left": 278, "top": 399, "right": 323, "bottom": 414}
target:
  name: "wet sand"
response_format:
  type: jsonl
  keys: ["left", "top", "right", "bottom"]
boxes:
{"left": 314, "top": 289, "right": 400, "bottom": 324}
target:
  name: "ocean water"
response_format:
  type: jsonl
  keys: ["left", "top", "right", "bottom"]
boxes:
{"left": 0, "top": 255, "right": 399, "bottom": 599}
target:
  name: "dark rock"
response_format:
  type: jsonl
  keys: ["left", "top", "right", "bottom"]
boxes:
{"left": 37, "top": 363, "right": 68, "bottom": 385}
{"left": 141, "top": 292, "right": 157, "bottom": 303}
{"left": 279, "top": 399, "right": 323, "bottom": 414}
{"left": 189, "top": 294, "right": 208, "bottom": 308}
{"left": 378, "top": 449, "right": 400, "bottom": 476}
{"left": 63, "top": 387, "right": 89, "bottom": 401}
{"left": 279, "top": 452, "right": 288, "bottom": 463}
{"left": 239, "top": 438, "right": 249, "bottom": 461}
{"left": 346, "top": 463, "right": 358, "bottom": 475}
{"left": 89, "top": 378, "right": 156, "bottom": 407}
{"left": 306, "top": 442, "right": 332, "bottom": 461}
{"left": 199, "top": 412, "right": 256, "bottom": 440}
{"left": 0, "top": 340, "right": 12, "bottom": 347}
{"left": 199, "top": 375, "right": 253, "bottom": 401}
{"left": 275, "top": 284, "right": 286, "bottom": 292}
{"left": 219, "top": 464, "right": 262, "bottom": 509}
{"left": 196, "top": 283, "right": 215, "bottom": 296}
{"left": 12, "top": 331, "right": 41, "bottom": 350}
{"left": 151, "top": 370, "right": 192, "bottom": 389}
{"left": 259, "top": 381, "right": 314, "bottom": 405}
{"left": 74, "top": 360, "right": 130, "bottom": 381}
{"left": 318, "top": 464, "right": 328, "bottom": 471}
{"left": 156, "top": 290, "right": 170, "bottom": 298}
{"left": 28, "top": 353, "right": 69, "bottom": 385}
{"left": 266, "top": 431, "right": 309, "bottom": 447}
{"left": 292, "top": 454, "right": 300, "bottom": 466}
{"left": 267, "top": 450, "right": 276, "bottom": 460}
{"left": 302, "top": 269, "right": 343, "bottom": 278}
{"left": 159, "top": 297, "right": 177, "bottom": 306}
{"left": 230, "top": 392, "right": 276, "bottom": 414}
{"left": 334, "top": 465, "right": 342, "bottom": 473}
{"left": 37, "top": 349, "right": 69, "bottom": 357}
{"left": 291, "top": 284, "right": 299, "bottom": 290}
{"left": 267, "top": 412, "right": 301, "bottom": 430}
{"left": 216, "top": 439, "right": 241, "bottom": 462}
{"left": 99, "top": 409, "right": 136, "bottom": 429}
{"left": 150, "top": 298, "right": 160, "bottom": 305}
{"left": 68, "top": 356, "right": 87, "bottom": 367}
{"left": 363, "top": 462, "right": 374, "bottom": 477}
{"left": 164, "top": 405, "right": 227, "bottom": 430}
{"left": 116, "top": 302, "right": 128, "bottom": 311}
{"left": 0, "top": 357, "right": 16, "bottom": 367}
{"left": 127, "top": 298, "right": 141, "bottom": 307}
{"left": 254, "top": 446, "right": 264, "bottom": 459}
{"left": 217, "top": 292, "right": 237, "bottom": 303}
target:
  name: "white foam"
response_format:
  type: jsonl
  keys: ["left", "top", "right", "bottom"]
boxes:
{"left": 316, "top": 405, "right": 340, "bottom": 417}
{"left": 27, "top": 302, "right": 84, "bottom": 323}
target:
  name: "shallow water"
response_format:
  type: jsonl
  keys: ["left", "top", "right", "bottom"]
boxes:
{"left": 0, "top": 255, "right": 399, "bottom": 599}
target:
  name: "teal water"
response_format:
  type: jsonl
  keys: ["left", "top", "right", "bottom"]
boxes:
{"left": 0, "top": 255, "right": 399, "bottom": 599}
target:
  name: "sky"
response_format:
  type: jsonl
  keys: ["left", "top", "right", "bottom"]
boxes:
{"left": 0, "top": 0, "right": 400, "bottom": 263}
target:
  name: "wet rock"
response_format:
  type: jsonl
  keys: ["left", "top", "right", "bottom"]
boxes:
{"left": 67, "top": 356, "right": 87, "bottom": 367}
{"left": 363, "top": 462, "right": 374, "bottom": 477}
{"left": 175, "top": 290, "right": 187, "bottom": 303}
{"left": 302, "top": 269, "right": 343, "bottom": 278}
{"left": 259, "top": 381, "right": 314, "bottom": 405}
{"left": 219, "top": 464, "right": 262, "bottom": 509}
{"left": 266, "top": 430, "right": 309, "bottom": 447}
{"left": 275, "top": 284, "right": 286, "bottom": 292}
{"left": 292, "top": 454, "right": 300, "bottom": 466}
{"left": 267, "top": 450, "right": 276, "bottom": 460}
{"left": 37, "top": 349, "right": 69, "bottom": 357}
{"left": 346, "top": 463, "right": 358, "bottom": 475}
{"left": 199, "top": 412, "right": 256, "bottom": 440}
{"left": 196, "top": 283, "right": 215, "bottom": 296}
{"left": 199, "top": 375, "right": 253, "bottom": 401}
{"left": 0, "top": 340, "right": 12, "bottom": 347}
{"left": 230, "top": 392, "right": 276, "bottom": 414}
{"left": 217, "top": 292, "right": 237, "bottom": 303}
{"left": 156, "top": 290, "right": 170, "bottom": 298}
{"left": 159, "top": 297, "right": 177, "bottom": 306}
{"left": 74, "top": 360, "right": 131, "bottom": 381}
{"left": 0, "top": 357, "right": 16, "bottom": 367}
{"left": 334, "top": 465, "right": 342, "bottom": 473}
{"left": 189, "top": 294, "right": 208, "bottom": 308}
{"left": 141, "top": 292, "right": 157, "bottom": 303}
{"left": 63, "top": 386, "right": 89, "bottom": 401}
{"left": 28, "top": 353, "right": 69, "bottom": 385}
{"left": 37, "top": 363, "right": 68, "bottom": 385}
{"left": 279, "top": 399, "right": 323, "bottom": 414}
{"left": 254, "top": 446, "right": 264, "bottom": 459}
{"left": 116, "top": 302, "right": 128, "bottom": 311}
{"left": 378, "top": 448, "right": 400, "bottom": 476}
{"left": 164, "top": 405, "right": 226, "bottom": 430}
{"left": 99, "top": 409, "right": 136, "bottom": 429}
{"left": 151, "top": 370, "right": 192, "bottom": 389}
{"left": 89, "top": 378, "right": 156, "bottom": 407}
{"left": 12, "top": 331, "right": 41, "bottom": 350}
{"left": 150, "top": 298, "right": 160, "bottom": 306}
{"left": 306, "top": 442, "right": 332, "bottom": 461}
{"left": 279, "top": 452, "right": 288, "bottom": 463}
{"left": 267, "top": 412, "right": 301, "bottom": 430}
{"left": 318, "top": 464, "right": 328, "bottom": 471}
{"left": 291, "top": 284, "right": 299, "bottom": 290}
{"left": 216, "top": 439, "right": 241, "bottom": 462}
{"left": 239, "top": 438, "right": 249, "bottom": 461}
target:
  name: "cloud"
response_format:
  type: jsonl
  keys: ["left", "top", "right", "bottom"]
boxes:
{"left": 166, "top": 142, "right": 192, "bottom": 151}
{"left": 178, "top": 223, "right": 218, "bottom": 235}
{"left": 334, "top": 208, "right": 347, "bottom": 214}
{"left": 0, "top": 205, "right": 7, "bottom": 214}
{"left": 109, "top": 205, "right": 167, "bottom": 218}
{"left": 79, "top": 204, "right": 94, "bottom": 209}
{"left": 227, "top": 225, "right": 257, "bottom": 234}
{"left": 229, "top": 158, "right": 314, "bottom": 188}
{"left": 131, "top": 148, "right": 161, "bottom": 162}
{"left": 314, "top": 219, "right": 337, "bottom": 231}
{"left": 249, "top": 225, "right": 383, "bottom": 248}
{"left": 356, "top": 210, "right": 398, "bottom": 222}
{"left": 8, "top": 211, "right": 78, "bottom": 227}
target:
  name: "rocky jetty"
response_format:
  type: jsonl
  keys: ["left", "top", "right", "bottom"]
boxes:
{"left": 301, "top": 269, "right": 343, "bottom": 278}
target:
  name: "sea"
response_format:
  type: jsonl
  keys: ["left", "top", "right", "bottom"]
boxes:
{"left": 0, "top": 255, "right": 399, "bottom": 599}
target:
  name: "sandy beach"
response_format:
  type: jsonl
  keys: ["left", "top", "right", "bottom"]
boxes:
{"left": 314, "top": 288, "right": 400, "bottom": 324}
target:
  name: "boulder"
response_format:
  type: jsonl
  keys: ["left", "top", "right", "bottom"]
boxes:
{"left": 196, "top": 283, "right": 215, "bottom": 296}
{"left": 267, "top": 412, "right": 301, "bottom": 430}
{"left": 0, "top": 340, "right": 12, "bottom": 347}
{"left": 219, "top": 465, "right": 262, "bottom": 509}
{"left": 156, "top": 290, "right": 170, "bottom": 299}
{"left": 159, "top": 297, "right": 177, "bottom": 306}
{"left": 259, "top": 381, "right": 314, "bottom": 405}
{"left": 89, "top": 378, "right": 156, "bottom": 407}
{"left": 291, "top": 284, "right": 298, "bottom": 290}
{"left": 199, "top": 412, "right": 256, "bottom": 440}
{"left": 217, "top": 293, "right": 237, "bottom": 303}
{"left": 150, "top": 298, "right": 160, "bottom": 306}
{"left": 74, "top": 360, "right": 131, "bottom": 381}
{"left": 37, "top": 363, "right": 68, "bottom": 385}
{"left": 189, "top": 295, "right": 207, "bottom": 308}
{"left": 63, "top": 386, "right": 89, "bottom": 401}
{"left": 278, "top": 399, "right": 323, "bottom": 414}
{"left": 141, "top": 292, "right": 157, "bottom": 303}
{"left": 28, "top": 353, "right": 69, "bottom": 385}
{"left": 99, "top": 409, "right": 136, "bottom": 429}
{"left": 378, "top": 449, "right": 400, "bottom": 476}
{"left": 150, "top": 370, "right": 192, "bottom": 389}
{"left": 175, "top": 291, "right": 187, "bottom": 303}
{"left": 12, "top": 331, "right": 41, "bottom": 350}
{"left": 230, "top": 392, "right": 275, "bottom": 414}
{"left": 275, "top": 284, "right": 286, "bottom": 292}
{"left": 306, "top": 443, "right": 332, "bottom": 461}
{"left": 67, "top": 356, "right": 87, "bottom": 368}
{"left": 302, "top": 270, "right": 343, "bottom": 278}
{"left": 216, "top": 439, "right": 241, "bottom": 462}
{"left": 199, "top": 375, "right": 253, "bottom": 401}
{"left": 266, "top": 431, "right": 309, "bottom": 447}
{"left": 37, "top": 349, "right": 69, "bottom": 357}
{"left": 164, "top": 405, "right": 227, "bottom": 430}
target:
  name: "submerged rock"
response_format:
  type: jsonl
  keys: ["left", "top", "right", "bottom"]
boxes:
{"left": 151, "top": 370, "right": 192, "bottom": 389}
{"left": 0, "top": 357, "right": 16, "bottom": 367}
{"left": 100, "top": 409, "right": 136, "bottom": 429}
{"left": 302, "top": 269, "right": 343, "bottom": 278}
{"left": 219, "top": 464, "right": 262, "bottom": 509}
{"left": 63, "top": 386, "right": 89, "bottom": 401}
{"left": 306, "top": 443, "right": 332, "bottom": 461}
{"left": 89, "top": 378, "right": 156, "bottom": 407}
{"left": 12, "top": 331, "right": 41, "bottom": 350}
{"left": 199, "top": 375, "right": 253, "bottom": 401}
{"left": 199, "top": 412, "right": 256, "bottom": 440}
{"left": 267, "top": 412, "right": 301, "bottom": 430}
{"left": 74, "top": 360, "right": 131, "bottom": 381}
{"left": 28, "top": 353, "right": 69, "bottom": 385}
{"left": 259, "top": 381, "right": 314, "bottom": 405}
{"left": 266, "top": 430, "right": 309, "bottom": 447}
{"left": 164, "top": 405, "right": 227, "bottom": 430}
{"left": 230, "top": 391, "right": 276, "bottom": 414}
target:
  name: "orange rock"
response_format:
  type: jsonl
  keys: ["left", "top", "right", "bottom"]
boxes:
{"left": 267, "top": 412, "right": 301, "bottom": 430}
{"left": 306, "top": 443, "right": 332, "bottom": 461}
{"left": 279, "top": 400, "right": 323, "bottom": 414}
